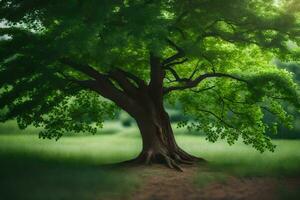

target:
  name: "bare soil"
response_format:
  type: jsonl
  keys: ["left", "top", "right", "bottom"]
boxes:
{"left": 126, "top": 164, "right": 300, "bottom": 200}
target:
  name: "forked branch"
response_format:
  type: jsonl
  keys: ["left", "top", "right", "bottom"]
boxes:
{"left": 114, "top": 68, "right": 147, "bottom": 88}
{"left": 59, "top": 58, "right": 139, "bottom": 115}
{"left": 162, "top": 39, "right": 185, "bottom": 65}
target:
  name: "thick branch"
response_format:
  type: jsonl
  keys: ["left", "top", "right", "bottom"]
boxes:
{"left": 114, "top": 68, "right": 147, "bottom": 88}
{"left": 57, "top": 69, "right": 106, "bottom": 93}
{"left": 108, "top": 69, "right": 139, "bottom": 98}
{"left": 59, "top": 58, "right": 139, "bottom": 116}
{"left": 60, "top": 57, "right": 105, "bottom": 80}
{"left": 93, "top": 76, "right": 139, "bottom": 116}
{"left": 164, "top": 72, "right": 248, "bottom": 94}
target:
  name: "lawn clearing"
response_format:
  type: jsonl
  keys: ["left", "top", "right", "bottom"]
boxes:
{"left": 0, "top": 125, "right": 300, "bottom": 200}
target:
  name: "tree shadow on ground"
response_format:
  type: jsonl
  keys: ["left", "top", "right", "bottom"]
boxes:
{"left": 0, "top": 153, "right": 140, "bottom": 200}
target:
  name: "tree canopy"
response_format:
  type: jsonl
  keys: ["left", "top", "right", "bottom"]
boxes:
{"left": 0, "top": 0, "right": 300, "bottom": 152}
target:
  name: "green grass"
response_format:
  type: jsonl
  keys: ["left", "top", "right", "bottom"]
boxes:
{"left": 0, "top": 123, "right": 143, "bottom": 200}
{"left": 176, "top": 135, "right": 300, "bottom": 177}
{"left": 0, "top": 135, "right": 142, "bottom": 200}
{"left": 0, "top": 123, "right": 300, "bottom": 199}
{"left": 1, "top": 156, "right": 140, "bottom": 200}
{"left": 2, "top": 132, "right": 299, "bottom": 177}
{"left": 0, "top": 133, "right": 141, "bottom": 165}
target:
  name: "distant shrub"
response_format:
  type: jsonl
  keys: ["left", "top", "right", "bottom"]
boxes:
{"left": 122, "top": 119, "right": 132, "bottom": 127}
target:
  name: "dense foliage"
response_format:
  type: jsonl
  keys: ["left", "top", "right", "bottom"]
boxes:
{"left": 0, "top": 0, "right": 299, "bottom": 152}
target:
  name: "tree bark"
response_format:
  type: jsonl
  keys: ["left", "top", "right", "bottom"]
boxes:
{"left": 116, "top": 53, "right": 205, "bottom": 171}
{"left": 125, "top": 90, "right": 205, "bottom": 171}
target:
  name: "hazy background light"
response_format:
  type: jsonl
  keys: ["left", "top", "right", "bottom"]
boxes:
{"left": 0, "top": 20, "right": 11, "bottom": 40}
{"left": 274, "top": 0, "right": 281, "bottom": 7}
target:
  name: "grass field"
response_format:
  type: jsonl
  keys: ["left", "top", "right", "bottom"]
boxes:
{"left": 0, "top": 122, "right": 300, "bottom": 200}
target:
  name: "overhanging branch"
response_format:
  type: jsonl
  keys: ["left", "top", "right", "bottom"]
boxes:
{"left": 198, "top": 108, "right": 234, "bottom": 128}
{"left": 163, "top": 72, "right": 248, "bottom": 94}
{"left": 57, "top": 71, "right": 97, "bottom": 89}
{"left": 59, "top": 57, "right": 140, "bottom": 115}
{"left": 60, "top": 57, "right": 105, "bottom": 80}
{"left": 191, "top": 86, "right": 215, "bottom": 93}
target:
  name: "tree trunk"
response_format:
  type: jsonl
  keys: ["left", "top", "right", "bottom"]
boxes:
{"left": 126, "top": 100, "right": 205, "bottom": 171}
{"left": 96, "top": 53, "right": 205, "bottom": 170}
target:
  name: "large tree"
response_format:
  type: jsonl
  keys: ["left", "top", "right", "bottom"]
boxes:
{"left": 0, "top": 0, "right": 300, "bottom": 170}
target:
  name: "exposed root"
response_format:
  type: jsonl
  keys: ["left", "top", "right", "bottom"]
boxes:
{"left": 178, "top": 158, "right": 195, "bottom": 165}
{"left": 121, "top": 148, "right": 208, "bottom": 172}
{"left": 124, "top": 150, "right": 203, "bottom": 172}
{"left": 144, "top": 151, "right": 153, "bottom": 165}
{"left": 176, "top": 148, "right": 207, "bottom": 163}
{"left": 171, "top": 153, "right": 194, "bottom": 165}
{"left": 161, "top": 153, "right": 183, "bottom": 172}
{"left": 170, "top": 160, "right": 183, "bottom": 172}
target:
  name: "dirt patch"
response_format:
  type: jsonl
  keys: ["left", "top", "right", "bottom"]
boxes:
{"left": 128, "top": 164, "right": 300, "bottom": 200}
{"left": 199, "top": 177, "right": 278, "bottom": 200}
{"left": 132, "top": 164, "right": 200, "bottom": 200}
